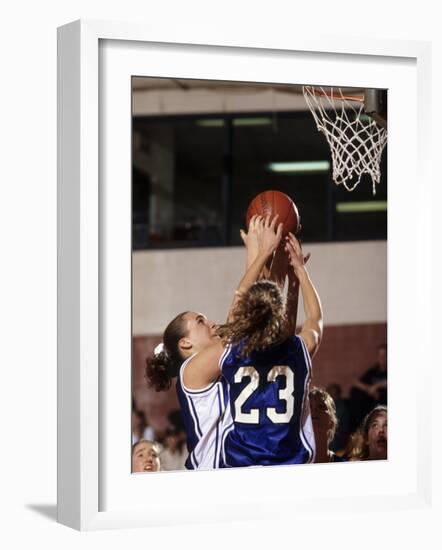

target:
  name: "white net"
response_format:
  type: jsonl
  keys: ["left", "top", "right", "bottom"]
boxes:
{"left": 303, "top": 86, "right": 387, "bottom": 194}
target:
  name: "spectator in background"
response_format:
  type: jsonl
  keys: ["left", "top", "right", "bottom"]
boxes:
{"left": 348, "top": 343, "right": 387, "bottom": 432}
{"left": 132, "top": 408, "right": 155, "bottom": 444}
{"left": 347, "top": 405, "right": 387, "bottom": 461}
{"left": 355, "top": 344, "right": 387, "bottom": 404}
{"left": 326, "top": 383, "right": 350, "bottom": 453}
{"left": 309, "top": 387, "right": 346, "bottom": 463}
{"left": 168, "top": 409, "right": 186, "bottom": 435}
{"left": 132, "top": 440, "right": 161, "bottom": 473}
{"left": 160, "top": 427, "right": 187, "bottom": 471}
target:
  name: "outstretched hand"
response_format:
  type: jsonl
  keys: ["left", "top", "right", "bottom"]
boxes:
{"left": 285, "top": 232, "right": 310, "bottom": 274}
{"left": 230, "top": 215, "right": 283, "bottom": 323}
{"left": 259, "top": 214, "right": 283, "bottom": 256}
{"left": 240, "top": 214, "right": 261, "bottom": 261}
{"left": 240, "top": 214, "right": 283, "bottom": 260}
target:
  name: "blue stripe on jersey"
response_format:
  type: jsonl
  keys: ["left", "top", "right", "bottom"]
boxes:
{"left": 190, "top": 450, "right": 199, "bottom": 468}
{"left": 213, "top": 385, "right": 222, "bottom": 468}
{"left": 217, "top": 374, "right": 233, "bottom": 468}
{"left": 186, "top": 454, "right": 195, "bottom": 470}
{"left": 176, "top": 379, "right": 200, "bottom": 457}
{"left": 299, "top": 379, "right": 314, "bottom": 463}
{"left": 218, "top": 344, "right": 232, "bottom": 368}
{"left": 220, "top": 422, "right": 234, "bottom": 467}
{"left": 181, "top": 379, "right": 219, "bottom": 395}
{"left": 187, "top": 394, "right": 203, "bottom": 439}
{"left": 298, "top": 336, "right": 314, "bottom": 463}
{"left": 298, "top": 335, "right": 312, "bottom": 377}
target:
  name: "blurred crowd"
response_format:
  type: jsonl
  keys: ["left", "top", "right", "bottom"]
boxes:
{"left": 132, "top": 408, "right": 187, "bottom": 473}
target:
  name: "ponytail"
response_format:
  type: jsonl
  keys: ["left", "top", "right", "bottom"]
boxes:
{"left": 145, "top": 351, "right": 177, "bottom": 392}
{"left": 145, "top": 312, "right": 189, "bottom": 392}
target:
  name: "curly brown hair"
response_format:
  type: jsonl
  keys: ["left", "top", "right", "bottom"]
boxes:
{"left": 347, "top": 405, "right": 387, "bottom": 460}
{"left": 217, "top": 280, "right": 287, "bottom": 357}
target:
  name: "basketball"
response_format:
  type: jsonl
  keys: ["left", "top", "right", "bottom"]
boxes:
{"left": 246, "top": 190, "right": 300, "bottom": 236}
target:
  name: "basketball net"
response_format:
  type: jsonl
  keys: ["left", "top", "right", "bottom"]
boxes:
{"left": 303, "top": 86, "right": 387, "bottom": 194}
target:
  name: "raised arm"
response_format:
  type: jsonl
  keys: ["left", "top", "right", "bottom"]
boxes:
{"left": 284, "top": 247, "right": 312, "bottom": 335}
{"left": 285, "top": 233, "right": 323, "bottom": 358}
{"left": 227, "top": 215, "right": 283, "bottom": 322}
{"left": 184, "top": 216, "right": 283, "bottom": 390}
{"left": 285, "top": 269, "right": 300, "bottom": 336}
{"left": 240, "top": 214, "right": 272, "bottom": 278}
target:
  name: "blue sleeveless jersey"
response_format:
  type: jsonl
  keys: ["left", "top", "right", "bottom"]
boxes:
{"left": 220, "top": 335, "right": 315, "bottom": 467}
{"left": 176, "top": 354, "right": 232, "bottom": 470}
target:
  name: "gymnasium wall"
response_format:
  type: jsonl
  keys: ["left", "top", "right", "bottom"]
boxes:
{"left": 132, "top": 240, "right": 387, "bottom": 428}
{"left": 133, "top": 240, "right": 386, "bottom": 334}
{"left": 133, "top": 82, "right": 309, "bottom": 116}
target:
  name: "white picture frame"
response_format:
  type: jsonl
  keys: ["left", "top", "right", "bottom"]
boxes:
{"left": 57, "top": 19, "right": 433, "bottom": 531}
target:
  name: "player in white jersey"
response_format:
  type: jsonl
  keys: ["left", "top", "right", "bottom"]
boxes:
{"left": 145, "top": 215, "right": 284, "bottom": 469}
{"left": 176, "top": 351, "right": 232, "bottom": 469}
{"left": 146, "top": 308, "right": 232, "bottom": 470}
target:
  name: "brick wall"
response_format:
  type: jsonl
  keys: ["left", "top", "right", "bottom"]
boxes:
{"left": 310, "top": 323, "right": 387, "bottom": 396}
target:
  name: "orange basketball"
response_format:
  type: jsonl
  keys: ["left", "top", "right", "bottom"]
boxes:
{"left": 246, "top": 190, "right": 300, "bottom": 236}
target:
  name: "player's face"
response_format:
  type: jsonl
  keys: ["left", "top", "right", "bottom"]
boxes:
{"left": 183, "top": 312, "right": 218, "bottom": 353}
{"left": 132, "top": 441, "right": 161, "bottom": 473}
{"left": 310, "top": 394, "right": 333, "bottom": 435}
{"left": 367, "top": 412, "right": 387, "bottom": 460}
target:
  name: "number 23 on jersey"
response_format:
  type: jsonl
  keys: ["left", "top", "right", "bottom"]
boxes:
{"left": 233, "top": 366, "right": 295, "bottom": 424}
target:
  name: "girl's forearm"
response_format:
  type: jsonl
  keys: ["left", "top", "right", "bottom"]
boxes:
{"left": 295, "top": 266, "right": 323, "bottom": 330}
{"left": 228, "top": 252, "right": 271, "bottom": 322}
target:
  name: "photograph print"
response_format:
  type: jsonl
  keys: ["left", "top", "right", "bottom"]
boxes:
{"left": 130, "top": 77, "right": 388, "bottom": 474}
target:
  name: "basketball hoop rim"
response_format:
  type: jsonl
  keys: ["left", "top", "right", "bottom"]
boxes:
{"left": 302, "top": 85, "right": 388, "bottom": 194}
{"left": 303, "top": 86, "right": 365, "bottom": 103}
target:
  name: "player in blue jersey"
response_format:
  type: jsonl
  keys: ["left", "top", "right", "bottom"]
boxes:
{"left": 145, "top": 214, "right": 284, "bottom": 469}
{"left": 181, "top": 228, "right": 323, "bottom": 467}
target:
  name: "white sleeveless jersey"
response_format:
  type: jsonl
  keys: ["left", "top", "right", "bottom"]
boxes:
{"left": 176, "top": 354, "right": 233, "bottom": 470}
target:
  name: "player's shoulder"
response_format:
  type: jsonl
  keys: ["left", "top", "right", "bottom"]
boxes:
{"left": 261, "top": 335, "right": 306, "bottom": 362}
{"left": 178, "top": 352, "right": 223, "bottom": 396}
{"left": 221, "top": 341, "right": 242, "bottom": 362}
{"left": 286, "top": 334, "right": 305, "bottom": 351}
{"left": 285, "top": 334, "right": 312, "bottom": 369}
{"left": 178, "top": 352, "right": 196, "bottom": 378}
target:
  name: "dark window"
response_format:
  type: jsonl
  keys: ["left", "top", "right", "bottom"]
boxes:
{"left": 132, "top": 112, "right": 387, "bottom": 250}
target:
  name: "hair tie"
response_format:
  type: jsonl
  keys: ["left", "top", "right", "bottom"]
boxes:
{"left": 154, "top": 342, "right": 166, "bottom": 357}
